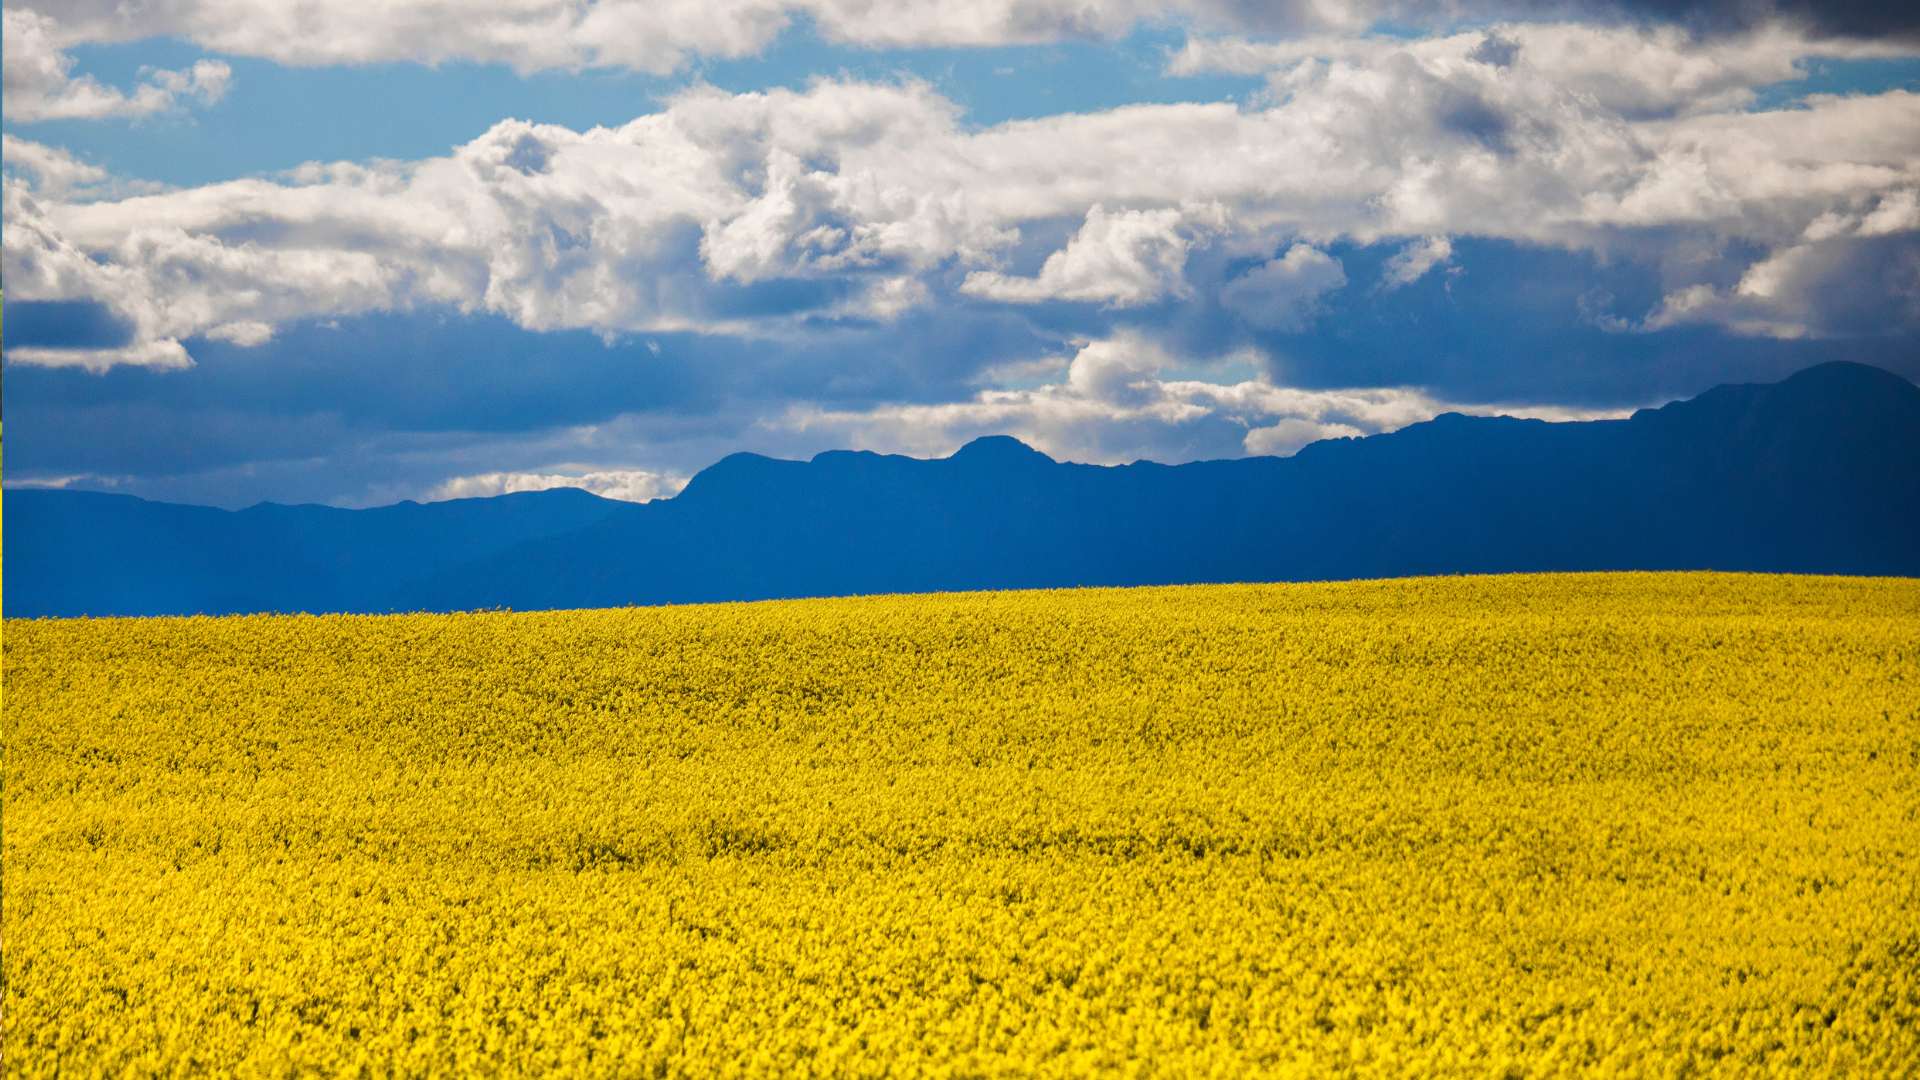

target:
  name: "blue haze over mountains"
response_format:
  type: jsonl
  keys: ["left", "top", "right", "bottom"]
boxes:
{"left": 6, "top": 362, "right": 1917, "bottom": 619}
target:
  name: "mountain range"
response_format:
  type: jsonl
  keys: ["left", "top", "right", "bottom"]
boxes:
{"left": 6, "top": 361, "right": 1917, "bottom": 618}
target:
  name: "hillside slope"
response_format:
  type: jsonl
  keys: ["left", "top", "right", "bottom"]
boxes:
{"left": 6, "top": 362, "right": 1917, "bottom": 616}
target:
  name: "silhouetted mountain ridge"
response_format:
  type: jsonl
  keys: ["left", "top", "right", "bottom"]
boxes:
{"left": 6, "top": 361, "right": 1916, "bottom": 617}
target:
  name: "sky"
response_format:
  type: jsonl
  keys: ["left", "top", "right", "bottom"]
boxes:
{"left": 4, "top": 0, "right": 1919, "bottom": 508}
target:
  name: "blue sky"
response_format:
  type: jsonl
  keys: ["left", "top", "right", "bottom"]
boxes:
{"left": 5, "top": 0, "right": 1920, "bottom": 507}
{"left": 22, "top": 26, "right": 1273, "bottom": 187}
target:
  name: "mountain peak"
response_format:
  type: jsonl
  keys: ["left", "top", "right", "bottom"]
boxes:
{"left": 1638, "top": 359, "right": 1920, "bottom": 428}
{"left": 1778, "top": 360, "right": 1920, "bottom": 396}
{"left": 948, "top": 435, "right": 1054, "bottom": 466}
{"left": 8, "top": 362, "right": 1917, "bottom": 618}
{"left": 674, "top": 451, "right": 792, "bottom": 503}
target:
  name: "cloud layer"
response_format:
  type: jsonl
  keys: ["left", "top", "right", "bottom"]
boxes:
{"left": 12, "top": 0, "right": 1918, "bottom": 80}
{"left": 3, "top": 10, "right": 230, "bottom": 122}
{"left": 7, "top": 19, "right": 1918, "bottom": 374}
{"left": 5, "top": 6, "right": 1918, "bottom": 506}
{"left": 429, "top": 468, "right": 688, "bottom": 503}
{"left": 781, "top": 332, "right": 1631, "bottom": 465}
{"left": 6, "top": 1, "right": 1353, "bottom": 76}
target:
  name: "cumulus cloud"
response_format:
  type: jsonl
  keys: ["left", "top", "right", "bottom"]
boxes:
{"left": 1219, "top": 244, "right": 1348, "bottom": 328}
{"left": 1173, "top": 20, "right": 1915, "bottom": 100}
{"left": 961, "top": 204, "right": 1226, "bottom": 306}
{"left": 1643, "top": 227, "right": 1920, "bottom": 338}
{"left": 1, "top": 180, "right": 189, "bottom": 370}
{"left": 2, "top": 136, "right": 109, "bottom": 199}
{"left": 1062, "top": 333, "right": 1178, "bottom": 404}
{"left": 778, "top": 332, "right": 1632, "bottom": 464}
{"left": 1242, "top": 417, "right": 1367, "bottom": 455}
{"left": 2, "top": 169, "right": 407, "bottom": 370}
{"left": 429, "top": 468, "right": 688, "bottom": 503}
{"left": 2, "top": 10, "right": 230, "bottom": 122}
{"left": 1622, "top": 185, "right": 1920, "bottom": 337}
{"left": 8, "top": 20, "right": 1920, "bottom": 370}
{"left": 0, "top": 2, "right": 1461, "bottom": 76}
{"left": 19, "top": 0, "right": 1915, "bottom": 80}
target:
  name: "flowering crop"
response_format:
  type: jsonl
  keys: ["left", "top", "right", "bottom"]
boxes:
{"left": 4, "top": 572, "right": 1918, "bottom": 1075}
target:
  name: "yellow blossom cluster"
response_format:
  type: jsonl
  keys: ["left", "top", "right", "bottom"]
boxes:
{"left": 4, "top": 572, "right": 1918, "bottom": 1075}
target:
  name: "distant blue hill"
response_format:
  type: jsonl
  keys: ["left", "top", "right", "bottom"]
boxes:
{"left": 6, "top": 361, "right": 1918, "bottom": 618}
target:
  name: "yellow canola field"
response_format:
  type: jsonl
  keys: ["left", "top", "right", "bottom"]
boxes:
{"left": 4, "top": 572, "right": 1918, "bottom": 1076}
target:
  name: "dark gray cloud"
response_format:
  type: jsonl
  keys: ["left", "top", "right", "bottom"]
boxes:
{"left": 6, "top": 12, "right": 1919, "bottom": 505}
{"left": 1598, "top": 0, "right": 1920, "bottom": 39}
{"left": 1148, "top": 237, "right": 1920, "bottom": 404}
{"left": 0, "top": 303, "right": 1059, "bottom": 504}
{"left": 3, "top": 300, "right": 136, "bottom": 350}
{"left": 10, "top": 236, "right": 1918, "bottom": 508}
{"left": 1468, "top": 32, "right": 1520, "bottom": 68}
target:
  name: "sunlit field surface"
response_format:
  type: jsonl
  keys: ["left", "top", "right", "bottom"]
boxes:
{"left": 4, "top": 573, "right": 1918, "bottom": 1075}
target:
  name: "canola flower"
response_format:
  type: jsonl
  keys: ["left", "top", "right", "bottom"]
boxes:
{"left": 3, "top": 572, "right": 1918, "bottom": 1075}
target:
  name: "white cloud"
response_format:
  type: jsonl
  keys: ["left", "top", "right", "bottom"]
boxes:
{"left": 205, "top": 321, "right": 277, "bottom": 347}
{"left": 701, "top": 148, "right": 870, "bottom": 283}
{"left": 961, "top": 203, "right": 1224, "bottom": 306}
{"left": 1378, "top": 235, "right": 1452, "bottom": 289}
{"left": 9, "top": 21, "right": 1920, "bottom": 369}
{"left": 1219, "top": 244, "right": 1347, "bottom": 328}
{"left": 1172, "top": 23, "right": 1915, "bottom": 117}
{"left": 0, "top": 136, "right": 122, "bottom": 200}
{"left": 15, "top": 1, "right": 788, "bottom": 77}
{"left": 1859, "top": 189, "right": 1920, "bottom": 236}
{"left": 777, "top": 333, "right": 1632, "bottom": 464}
{"left": 2, "top": 338, "right": 196, "bottom": 372}
{"left": 1242, "top": 417, "right": 1367, "bottom": 455}
{"left": 155, "top": 59, "right": 233, "bottom": 104}
{"left": 2, "top": 1, "right": 1445, "bottom": 76}
{"left": 429, "top": 468, "right": 688, "bottom": 503}
{"left": 1642, "top": 227, "right": 1920, "bottom": 338}
{"left": 2, "top": 135, "right": 106, "bottom": 191}
{"left": 2, "top": 11, "right": 230, "bottom": 122}
{"left": 1064, "top": 331, "right": 1177, "bottom": 404}
{"left": 1, "top": 178, "right": 192, "bottom": 371}
{"left": 2, "top": 473, "right": 149, "bottom": 494}
{"left": 1626, "top": 186, "right": 1920, "bottom": 337}
{"left": 10, "top": 1, "right": 1920, "bottom": 83}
